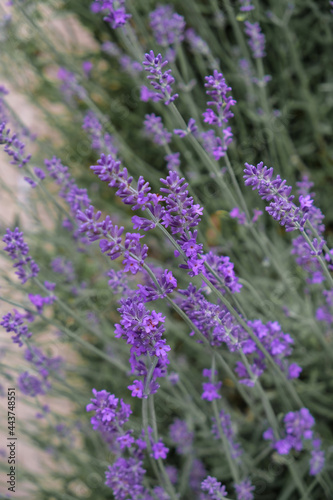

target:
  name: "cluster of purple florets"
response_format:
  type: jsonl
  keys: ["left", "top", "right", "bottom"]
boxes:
{"left": 263, "top": 408, "right": 325, "bottom": 476}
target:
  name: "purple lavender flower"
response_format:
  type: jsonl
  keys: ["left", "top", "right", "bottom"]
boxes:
{"left": 169, "top": 419, "right": 193, "bottom": 455}
{"left": 18, "top": 372, "right": 45, "bottom": 397}
{"left": 143, "top": 113, "right": 172, "bottom": 146}
{"left": 244, "top": 21, "right": 266, "bottom": 58}
{"left": 86, "top": 389, "right": 132, "bottom": 438}
{"left": 82, "top": 60, "right": 93, "bottom": 77}
{"left": 90, "top": 0, "right": 131, "bottom": 29}
{"left": 243, "top": 162, "right": 310, "bottom": 232}
{"left": 57, "top": 67, "right": 86, "bottom": 101}
{"left": 150, "top": 5, "right": 185, "bottom": 47}
{"left": 114, "top": 296, "right": 170, "bottom": 359}
{"left": 212, "top": 410, "right": 243, "bottom": 462}
{"left": 202, "top": 382, "right": 222, "bottom": 401}
{"left": 165, "top": 152, "right": 180, "bottom": 170}
{"left": 0, "top": 123, "right": 31, "bottom": 167}
{"left": 174, "top": 118, "right": 197, "bottom": 138}
{"left": 105, "top": 457, "right": 147, "bottom": 498}
{"left": 24, "top": 346, "right": 62, "bottom": 379}
{"left": 264, "top": 408, "right": 315, "bottom": 455}
{"left": 309, "top": 439, "right": 325, "bottom": 475}
{"left": 234, "top": 478, "right": 255, "bottom": 500}
{"left": 0, "top": 310, "right": 32, "bottom": 346}
{"left": 204, "top": 70, "right": 236, "bottom": 126}
{"left": 143, "top": 50, "right": 178, "bottom": 105}
{"left": 82, "top": 111, "right": 118, "bottom": 155}
{"left": 151, "top": 440, "right": 169, "bottom": 459}
{"left": 201, "top": 476, "right": 228, "bottom": 499}
{"left": 28, "top": 294, "right": 56, "bottom": 314}
{"left": 2, "top": 228, "right": 39, "bottom": 284}
{"left": 230, "top": 207, "right": 247, "bottom": 225}
{"left": 185, "top": 28, "right": 210, "bottom": 56}
{"left": 200, "top": 130, "right": 225, "bottom": 161}
{"left": 239, "top": 0, "right": 254, "bottom": 11}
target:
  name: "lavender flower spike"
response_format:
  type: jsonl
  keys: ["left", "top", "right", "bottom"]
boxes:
{"left": 244, "top": 21, "right": 266, "bottom": 59}
{"left": 3, "top": 227, "right": 39, "bottom": 284}
{"left": 143, "top": 50, "right": 178, "bottom": 105}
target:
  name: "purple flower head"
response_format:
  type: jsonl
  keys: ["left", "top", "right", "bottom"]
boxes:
{"left": 201, "top": 130, "right": 226, "bottom": 161}
{"left": 0, "top": 310, "right": 32, "bottom": 346}
{"left": 18, "top": 372, "right": 45, "bottom": 397}
{"left": 105, "top": 457, "right": 146, "bottom": 498}
{"left": 28, "top": 294, "right": 56, "bottom": 314}
{"left": 244, "top": 21, "right": 266, "bottom": 58}
{"left": 24, "top": 346, "right": 62, "bottom": 379}
{"left": 160, "top": 171, "right": 203, "bottom": 235}
{"left": 230, "top": 207, "right": 246, "bottom": 225}
{"left": 151, "top": 439, "right": 169, "bottom": 459}
{"left": 91, "top": 0, "right": 131, "bottom": 29}
{"left": 309, "top": 447, "right": 325, "bottom": 476}
{"left": 115, "top": 296, "right": 170, "bottom": 360}
{"left": 202, "top": 70, "right": 236, "bottom": 154}
{"left": 165, "top": 152, "right": 180, "bottom": 170}
{"left": 186, "top": 28, "right": 210, "bottom": 56}
{"left": 82, "top": 60, "right": 93, "bottom": 77}
{"left": 202, "top": 476, "right": 228, "bottom": 499}
{"left": 2, "top": 228, "right": 39, "bottom": 284}
{"left": 202, "top": 381, "right": 222, "bottom": 401}
{"left": 174, "top": 118, "right": 197, "bottom": 138}
{"left": 143, "top": 50, "right": 178, "bottom": 105}
{"left": 57, "top": 67, "right": 86, "bottom": 101}
{"left": 169, "top": 419, "right": 193, "bottom": 455}
{"left": 239, "top": 0, "right": 255, "bottom": 11}
{"left": 244, "top": 162, "right": 312, "bottom": 232}
{"left": 150, "top": 5, "right": 185, "bottom": 47}
{"left": 234, "top": 478, "right": 255, "bottom": 500}
{"left": 143, "top": 113, "right": 172, "bottom": 146}
{"left": 264, "top": 408, "right": 316, "bottom": 456}
{"left": 0, "top": 123, "right": 31, "bottom": 168}
{"left": 86, "top": 389, "right": 132, "bottom": 442}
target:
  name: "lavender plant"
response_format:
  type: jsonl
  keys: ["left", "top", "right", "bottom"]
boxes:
{"left": 0, "top": 1, "right": 333, "bottom": 499}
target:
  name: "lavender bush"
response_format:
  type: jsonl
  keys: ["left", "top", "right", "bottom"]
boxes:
{"left": 0, "top": 1, "right": 333, "bottom": 499}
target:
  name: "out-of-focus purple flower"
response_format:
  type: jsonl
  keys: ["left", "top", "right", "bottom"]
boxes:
{"left": 309, "top": 440, "right": 325, "bottom": 475}
{"left": 28, "top": 294, "right": 56, "bottom": 314}
{"left": 165, "top": 152, "right": 180, "bottom": 170}
{"left": 151, "top": 440, "right": 169, "bottom": 459}
{"left": 169, "top": 419, "right": 193, "bottom": 455}
{"left": 143, "top": 113, "right": 172, "bottom": 146}
{"left": 18, "top": 372, "right": 45, "bottom": 397}
{"left": 202, "top": 382, "right": 222, "bottom": 401}
{"left": 57, "top": 67, "right": 86, "bottom": 101}
{"left": 143, "top": 50, "right": 178, "bottom": 105}
{"left": 185, "top": 28, "right": 210, "bottom": 56}
{"left": 239, "top": 0, "right": 254, "bottom": 11}
{"left": 212, "top": 410, "right": 243, "bottom": 462}
{"left": 230, "top": 207, "right": 246, "bottom": 225}
{"left": 244, "top": 21, "right": 266, "bottom": 58}
{"left": 202, "top": 476, "right": 228, "bottom": 499}
{"left": 201, "top": 129, "right": 226, "bottom": 161}
{"left": 0, "top": 122, "right": 31, "bottom": 167}
{"left": 82, "top": 60, "right": 93, "bottom": 77}
{"left": 2, "top": 227, "right": 39, "bottom": 284}
{"left": 91, "top": 0, "right": 131, "bottom": 29}
{"left": 234, "top": 478, "right": 255, "bottom": 500}
{"left": 150, "top": 5, "right": 185, "bottom": 47}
